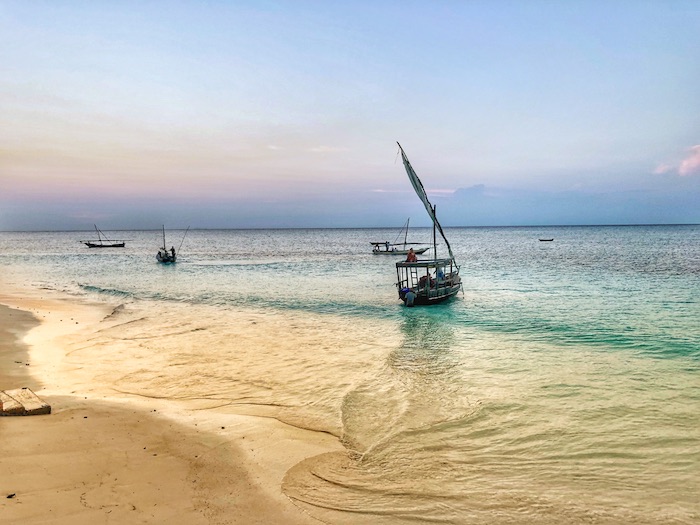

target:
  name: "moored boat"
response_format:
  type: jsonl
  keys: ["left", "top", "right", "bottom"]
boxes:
{"left": 80, "top": 225, "right": 126, "bottom": 248}
{"left": 394, "top": 143, "right": 462, "bottom": 306}
{"left": 371, "top": 218, "right": 431, "bottom": 255}
{"left": 156, "top": 225, "right": 188, "bottom": 264}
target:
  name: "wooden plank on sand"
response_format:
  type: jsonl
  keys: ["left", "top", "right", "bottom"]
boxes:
{"left": 1, "top": 388, "right": 51, "bottom": 416}
{"left": 0, "top": 390, "right": 24, "bottom": 416}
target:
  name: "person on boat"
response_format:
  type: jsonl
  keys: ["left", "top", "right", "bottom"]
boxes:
{"left": 170, "top": 246, "right": 175, "bottom": 258}
{"left": 419, "top": 274, "right": 436, "bottom": 289}
{"left": 406, "top": 248, "right": 418, "bottom": 262}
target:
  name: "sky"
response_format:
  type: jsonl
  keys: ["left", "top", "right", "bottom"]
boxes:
{"left": 1, "top": 1, "right": 699, "bottom": 230}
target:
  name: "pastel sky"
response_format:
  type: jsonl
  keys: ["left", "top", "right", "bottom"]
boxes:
{"left": 1, "top": 1, "right": 699, "bottom": 230}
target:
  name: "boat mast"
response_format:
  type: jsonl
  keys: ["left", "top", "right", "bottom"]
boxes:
{"left": 433, "top": 205, "right": 437, "bottom": 261}
{"left": 162, "top": 225, "right": 166, "bottom": 250}
{"left": 404, "top": 218, "right": 409, "bottom": 246}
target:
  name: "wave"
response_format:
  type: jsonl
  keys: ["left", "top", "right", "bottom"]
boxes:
{"left": 79, "top": 283, "right": 135, "bottom": 298}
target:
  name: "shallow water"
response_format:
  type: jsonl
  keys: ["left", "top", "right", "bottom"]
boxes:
{"left": 1, "top": 225, "right": 698, "bottom": 523}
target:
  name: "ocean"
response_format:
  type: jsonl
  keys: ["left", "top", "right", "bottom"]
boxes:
{"left": 1, "top": 225, "right": 698, "bottom": 524}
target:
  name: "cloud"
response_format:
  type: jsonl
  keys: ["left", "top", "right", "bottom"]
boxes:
{"left": 308, "top": 146, "right": 349, "bottom": 153}
{"left": 453, "top": 184, "right": 486, "bottom": 197}
{"left": 653, "top": 163, "right": 674, "bottom": 175}
{"left": 655, "top": 145, "right": 700, "bottom": 176}
{"left": 679, "top": 145, "right": 700, "bottom": 176}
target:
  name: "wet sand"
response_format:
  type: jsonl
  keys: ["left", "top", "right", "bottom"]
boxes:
{"left": 0, "top": 292, "right": 332, "bottom": 524}
{"left": 0, "top": 303, "right": 40, "bottom": 391}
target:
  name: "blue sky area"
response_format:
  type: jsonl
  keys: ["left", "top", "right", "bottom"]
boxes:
{"left": 1, "top": 1, "right": 698, "bottom": 230}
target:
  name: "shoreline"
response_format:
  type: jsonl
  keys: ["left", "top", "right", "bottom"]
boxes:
{"left": 0, "top": 303, "right": 39, "bottom": 391}
{"left": 0, "top": 288, "right": 337, "bottom": 524}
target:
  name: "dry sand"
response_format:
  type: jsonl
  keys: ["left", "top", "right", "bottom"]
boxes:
{"left": 0, "top": 291, "right": 335, "bottom": 524}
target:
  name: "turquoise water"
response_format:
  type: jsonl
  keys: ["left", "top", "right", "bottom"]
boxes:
{"left": 1, "top": 225, "right": 699, "bottom": 523}
{"left": 2, "top": 225, "right": 698, "bottom": 358}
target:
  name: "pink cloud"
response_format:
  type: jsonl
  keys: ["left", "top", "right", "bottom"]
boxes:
{"left": 654, "top": 163, "right": 673, "bottom": 175}
{"left": 679, "top": 145, "right": 700, "bottom": 176}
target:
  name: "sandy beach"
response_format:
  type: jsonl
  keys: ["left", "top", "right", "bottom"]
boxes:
{"left": 0, "top": 289, "right": 336, "bottom": 524}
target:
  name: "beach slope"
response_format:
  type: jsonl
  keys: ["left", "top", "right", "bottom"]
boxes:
{"left": 0, "top": 299, "right": 317, "bottom": 524}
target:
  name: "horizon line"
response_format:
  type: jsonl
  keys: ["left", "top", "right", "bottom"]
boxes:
{"left": 1, "top": 223, "right": 698, "bottom": 233}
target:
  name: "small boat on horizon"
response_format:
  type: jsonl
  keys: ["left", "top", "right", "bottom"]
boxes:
{"left": 371, "top": 217, "right": 431, "bottom": 256}
{"left": 539, "top": 238, "right": 554, "bottom": 242}
{"left": 394, "top": 143, "right": 462, "bottom": 307}
{"left": 80, "top": 225, "right": 126, "bottom": 248}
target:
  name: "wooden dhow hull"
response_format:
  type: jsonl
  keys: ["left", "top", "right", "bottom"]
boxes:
{"left": 83, "top": 242, "right": 125, "bottom": 248}
{"left": 396, "top": 258, "right": 461, "bottom": 307}
{"left": 372, "top": 246, "right": 430, "bottom": 256}
{"left": 156, "top": 253, "right": 176, "bottom": 264}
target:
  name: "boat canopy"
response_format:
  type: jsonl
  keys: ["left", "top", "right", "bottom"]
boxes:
{"left": 396, "top": 258, "right": 455, "bottom": 268}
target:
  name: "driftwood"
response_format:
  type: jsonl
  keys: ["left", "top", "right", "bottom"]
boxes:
{"left": 0, "top": 388, "right": 51, "bottom": 416}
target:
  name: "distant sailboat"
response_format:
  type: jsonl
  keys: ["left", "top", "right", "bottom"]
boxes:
{"left": 156, "top": 225, "right": 189, "bottom": 264}
{"left": 394, "top": 143, "right": 462, "bottom": 306}
{"left": 370, "top": 218, "right": 430, "bottom": 255}
{"left": 81, "top": 225, "right": 126, "bottom": 248}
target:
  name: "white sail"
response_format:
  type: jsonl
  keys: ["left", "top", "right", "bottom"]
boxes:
{"left": 397, "top": 142, "right": 456, "bottom": 263}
